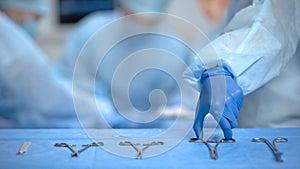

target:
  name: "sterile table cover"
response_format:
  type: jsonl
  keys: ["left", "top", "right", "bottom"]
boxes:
{"left": 0, "top": 128, "right": 299, "bottom": 169}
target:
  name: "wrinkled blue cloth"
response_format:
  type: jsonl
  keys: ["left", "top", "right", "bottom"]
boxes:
{"left": 0, "top": 128, "right": 299, "bottom": 169}
{"left": 193, "top": 67, "right": 244, "bottom": 139}
{"left": 187, "top": 0, "right": 300, "bottom": 94}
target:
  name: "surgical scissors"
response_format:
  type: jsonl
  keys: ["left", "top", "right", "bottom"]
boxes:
{"left": 252, "top": 137, "right": 288, "bottom": 162}
{"left": 189, "top": 138, "right": 235, "bottom": 160}
{"left": 119, "top": 141, "right": 164, "bottom": 159}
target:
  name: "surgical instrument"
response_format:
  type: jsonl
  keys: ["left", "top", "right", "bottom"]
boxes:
{"left": 189, "top": 138, "right": 235, "bottom": 160}
{"left": 138, "top": 141, "right": 164, "bottom": 159}
{"left": 71, "top": 142, "right": 104, "bottom": 157}
{"left": 54, "top": 143, "right": 79, "bottom": 157}
{"left": 252, "top": 137, "right": 288, "bottom": 162}
{"left": 119, "top": 141, "right": 164, "bottom": 159}
{"left": 16, "top": 142, "right": 32, "bottom": 155}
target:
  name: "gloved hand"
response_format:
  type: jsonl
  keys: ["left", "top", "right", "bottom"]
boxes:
{"left": 193, "top": 67, "right": 244, "bottom": 139}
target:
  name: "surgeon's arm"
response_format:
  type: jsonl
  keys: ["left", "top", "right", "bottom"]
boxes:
{"left": 210, "top": 0, "right": 300, "bottom": 95}
{"left": 189, "top": 0, "right": 300, "bottom": 139}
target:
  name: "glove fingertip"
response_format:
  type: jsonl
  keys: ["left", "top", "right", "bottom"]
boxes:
{"left": 193, "top": 122, "right": 203, "bottom": 139}
{"left": 219, "top": 117, "right": 233, "bottom": 140}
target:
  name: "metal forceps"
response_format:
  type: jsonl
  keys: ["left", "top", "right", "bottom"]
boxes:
{"left": 189, "top": 138, "right": 235, "bottom": 160}
{"left": 54, "top": 143, "right": 79, "bottom": 157}
{"left": 119, "top": 141, "right": 164, "bottom": 159}
{"left": 71, "top": 142, "right": 104, "bottom": 157}
{"left": 252, "top": 137, "right": 288, "bottom": 162}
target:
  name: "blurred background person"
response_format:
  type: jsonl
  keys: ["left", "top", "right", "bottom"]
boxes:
{"left": 57, "top": 0, "right": 195, "bottom": 128}
{"left": 188, "top": 0, "right": 300, "bottom": 139}
{"left": 0, "top": 0, "right": 99, "bottom": 128}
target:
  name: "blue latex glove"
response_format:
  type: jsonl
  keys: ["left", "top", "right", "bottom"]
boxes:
{"left": 193, "top": 67, "right": 244, "bottom": 139}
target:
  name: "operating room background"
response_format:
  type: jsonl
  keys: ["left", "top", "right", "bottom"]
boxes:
{"left": 35, "top": 0, "right": 204, "bottom": 61}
